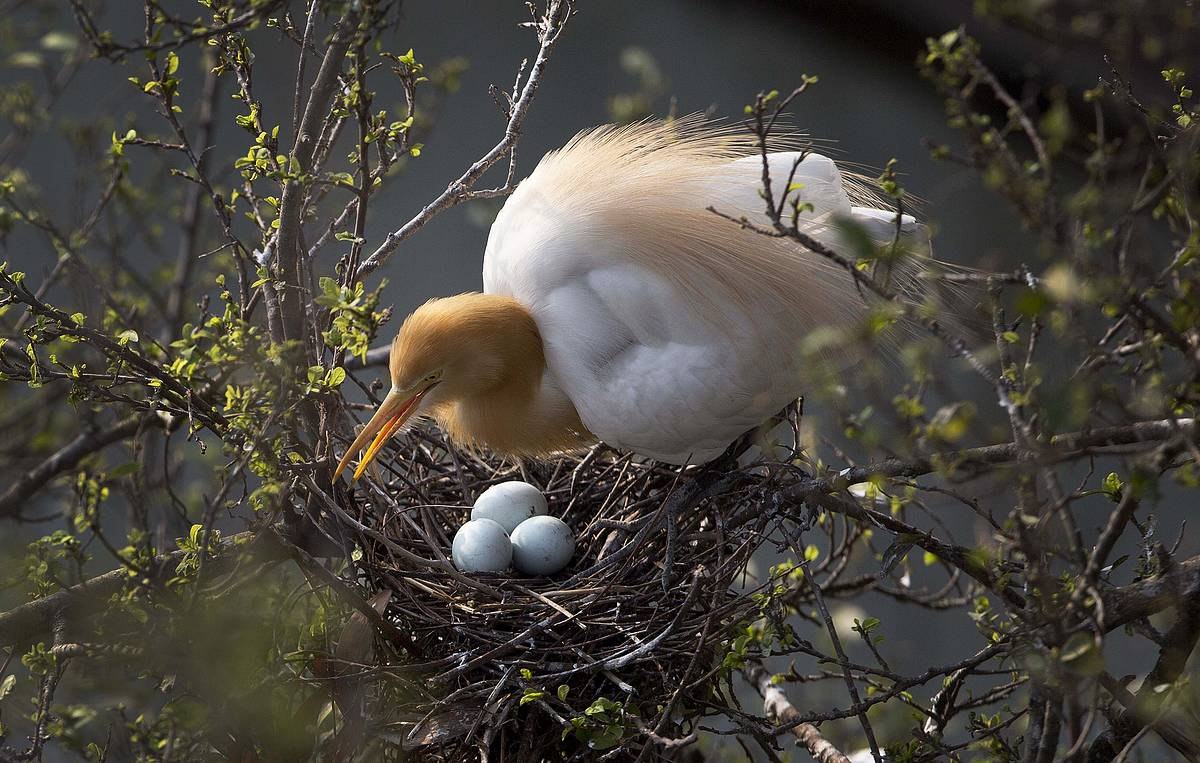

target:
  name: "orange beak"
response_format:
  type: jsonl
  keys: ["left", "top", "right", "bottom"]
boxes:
{"left": 333, "top": 387, "right": 428, "bottom": 482}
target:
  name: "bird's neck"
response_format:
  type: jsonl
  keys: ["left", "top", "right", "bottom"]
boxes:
{"left": 427, "top": 297, "right": 592, "bottom": 457}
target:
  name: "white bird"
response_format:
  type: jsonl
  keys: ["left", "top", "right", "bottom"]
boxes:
{"left": 334, "top": 120, "right": 933, "bottom": 481}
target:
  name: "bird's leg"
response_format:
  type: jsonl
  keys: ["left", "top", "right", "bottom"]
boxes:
{"left": 660, "top": 464, "right": 725, "bottom": 590}
{"left": 660, "top": 424, "right": 768, "bottom": 590}
{"left": 750, "top": 397, "right": 805, "bottom": 468}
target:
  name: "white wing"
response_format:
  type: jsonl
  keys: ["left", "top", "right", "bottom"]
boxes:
{"left": 483, "top": 147, "right": 911, "bottom": 464}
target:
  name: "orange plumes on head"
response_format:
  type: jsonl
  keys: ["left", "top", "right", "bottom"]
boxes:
{"left": 388, "top": 294, "right": 543, "bottom": 396}
{"left": 333, "top": 294, "right": 591, "bottom": 482}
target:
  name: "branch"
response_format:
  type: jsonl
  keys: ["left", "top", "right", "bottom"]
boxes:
{"left": 804, "top": 418, "right": 1196, "bottom": 492}
{"left": 744, "top": 663, "right": 852, "bottom": 763}
{"left": 69, "top": 0, "right": 285, "bottom": 58}
{"left": 355, "top": 0, "right": 572, "bottom": 281}
{"left": 1089, "top": 581, "right": 1200, "bottom": 762}
{"left": 796, "top": 537, "right": 882, "bottom": 760}
{"left": 796, "top": 489, "right": 1026, "bottom": 610}
{"left": 165, "top": 54, "right": 222, "bottom": 331}
{"left": 1098, "top": 555, "right": 1200, "bottom": 632}
{"left": 274, "top": 7, "right": 363, "bottom": 342}
{"left": 0, "top": 270, "right": 227, "bottom": 430}
{"left": 0, "top": 414, "right": 164, "bottom": 519}
{"left": 0, "top": 529, "right": 288, "bottom": 647}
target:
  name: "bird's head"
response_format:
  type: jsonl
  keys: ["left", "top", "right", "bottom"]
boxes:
{"left": 333, "top": 293, "right": 543, "bottom": 482}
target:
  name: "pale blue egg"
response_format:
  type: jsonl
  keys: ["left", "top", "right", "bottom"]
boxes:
{"left": 451, "top": 518, "right": 512, "bottom": 573}
{"left": 471, "top": 481, "right": 548, "bottom": 534}
{"left": 510, "top": 516, "right": 575, "bottom": 576}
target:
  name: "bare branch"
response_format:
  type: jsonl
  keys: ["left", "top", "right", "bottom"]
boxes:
{"left": 355, "top": 0, "right": 573, "bottom": 281}
{"left": 0, "top": 414, "right": 163, "bottom": 519}
{"left": 744, "top": 663, "right": 852, "bottom": 763}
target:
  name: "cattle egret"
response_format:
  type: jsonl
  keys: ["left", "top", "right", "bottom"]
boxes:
{"left": 334, "top": 120, "right": 933, "bottom": 481}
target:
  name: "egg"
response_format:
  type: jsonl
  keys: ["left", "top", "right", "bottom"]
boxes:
{"left": 510, "top": 516, "right": 575, "bottom": 576}
{"left": 470, "top": 481, "right": 548, "bottom": 534}
{"left": 451, "top": 518, "right": 512, "bottom": 573}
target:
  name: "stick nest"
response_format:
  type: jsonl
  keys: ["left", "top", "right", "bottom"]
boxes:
{"left": 340, "top": 426, "right": 789, "bottom": 760}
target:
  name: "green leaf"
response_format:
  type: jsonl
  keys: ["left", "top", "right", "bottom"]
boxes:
{"left": 519, "top": 689, "right": 545, "bottom": 706}
{"left": 327, "top": 367, "right": 347, "bottom": 387}
{"left": 1102, "top": 472, "right": 1124, "bottom": 502}
{"left": 858, "top": 616, "right": 881, "bottom": 632}
{"left": 116, "top": 329, "right": 139, "bottom": 346}
{"left": 0, "top": 674, "right": 14, "bottom": 700}
{"left": 588, "top": 724, "right": 624, "bottom": 750}
{"left": 556, "top": 684, "right": 570, "bottom": 701}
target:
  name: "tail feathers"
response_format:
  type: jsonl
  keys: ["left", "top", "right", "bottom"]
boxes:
{"left": 831, "top": 205, "right": 991, "bottom": 348}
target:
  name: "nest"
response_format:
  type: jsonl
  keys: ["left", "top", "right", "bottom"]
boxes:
{"left": 337, "top": 423, "right": 796, "bottom": 760}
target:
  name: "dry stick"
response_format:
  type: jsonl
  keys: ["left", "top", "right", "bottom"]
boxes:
{"left": 297, "top": 474, "right": 503, "bottom": 599}
{"left": 744, "top": 663, "right": 852, "bottom": 763}
{"left": 355, "top": 0, "right": 572, "bottom": 280}
{"left": 798, "top": 551, "right": 882, "bottom": 761}
{"left": 635, "top": 604, "right": 718, "bottom": 762}
{"left": 271, "top": 527, "right": 418, "bottom": 653}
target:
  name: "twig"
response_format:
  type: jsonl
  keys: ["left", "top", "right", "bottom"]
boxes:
{"left": 356, "top": 0, "right": 573, "bottom": 280}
